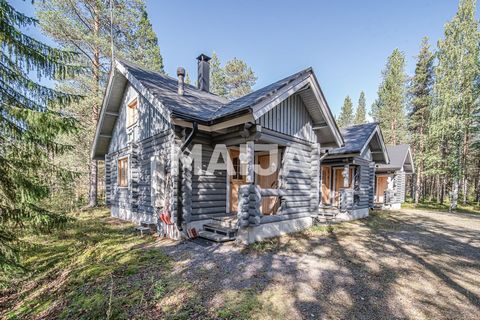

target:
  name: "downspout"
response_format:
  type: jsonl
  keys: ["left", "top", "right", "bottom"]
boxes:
{"left": 176, "top": 122, "right": 198, "bottom": 230}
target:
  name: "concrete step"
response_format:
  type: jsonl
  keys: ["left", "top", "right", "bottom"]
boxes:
{"left": 135, "top": 226, "right": 152, "bottom": 235}
{"left": 203, "top": 223, "right": 237, "bottom": 238}
{"left": 211, "top": 216, "right": 238, "bottom": 228}
{"left": 198, "top": 230, "right": 235, "bottom": 242}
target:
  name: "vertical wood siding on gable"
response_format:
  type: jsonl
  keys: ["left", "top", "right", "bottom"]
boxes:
{"left": 257, "top": 94, "right": 316, "bottom": 143}
{"left": 109, "top": 83, "right": 170, "bottom": 154}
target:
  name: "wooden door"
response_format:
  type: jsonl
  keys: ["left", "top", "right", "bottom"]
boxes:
{"left": 321, "top": 166, "right": 331, "bottom": 205}
{"left": 229, "top": 149, "right": 245, "bottom": 213}
{"left": 257, "top": 154, "right": 279, "bottom": 215}
{"left": 376, "top": 176, "right": 388, "bottom": 203}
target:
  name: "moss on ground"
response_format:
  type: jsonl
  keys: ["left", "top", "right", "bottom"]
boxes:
{"left": 0, "top": 208, "right": 171, "bottom": 320}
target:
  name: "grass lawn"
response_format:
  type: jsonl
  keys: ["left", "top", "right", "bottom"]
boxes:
{"left": 403, "top": 200, "right": 480, "bottom": 215}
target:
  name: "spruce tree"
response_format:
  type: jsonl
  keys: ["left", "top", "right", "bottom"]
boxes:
{"left": 409, "top": 37, "right": 434, "bottom": 205}
{"left": 0, "top": 0, "right": 81, "bottom": 269}
{"left": 36, "top": 0, "right": 164, "bottom": 207}
{"left": 429, "top": 0, "right": 480, "bottom": 209}
{"left": 337, "top": 96, "right": 354, "bottom": 128}
{"left": 372, "top": 49, "right": 407, "bottom": 145}
{"left": 354, "top": 91, "right": 367, "bottom": 124}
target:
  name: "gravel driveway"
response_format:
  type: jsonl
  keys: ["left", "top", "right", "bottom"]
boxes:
{"left": 155, "top": 209, "right": 480, "bottom": 319}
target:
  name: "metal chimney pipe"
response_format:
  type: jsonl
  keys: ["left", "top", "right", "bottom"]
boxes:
{"left": 196, "top": 54, "right": 211, "bottom": 92}
{"left": 177, "top": 67, "right": 185, "bottom": 96}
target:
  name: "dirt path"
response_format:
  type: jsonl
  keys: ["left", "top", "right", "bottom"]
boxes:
{"left": 155, "top": 209, "right": 480, "bottom": 319}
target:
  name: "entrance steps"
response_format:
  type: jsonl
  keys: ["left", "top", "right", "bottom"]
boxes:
{"left": 317, "top": 207, "right": 340, "bottom": 223}
{"left": 198, "top": 216, "right": 238, "bottom": 242}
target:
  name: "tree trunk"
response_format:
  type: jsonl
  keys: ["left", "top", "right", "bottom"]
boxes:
{"left": 88, "top": 161, "right": 98, "bottom": 207}
{"left": 88, "top": 5, "right": 101, "bottom": 207}
{"left": 415, "top": 168, "right": 422, "bottom": 205}
{"left": 462, "top": 177, "right": 468, "bottom": 205}
{"left": 450, "top": 178, "right": 459, "bottom": 212}
{"left": 436, "top": 175, "right": 441, "bottom": 203}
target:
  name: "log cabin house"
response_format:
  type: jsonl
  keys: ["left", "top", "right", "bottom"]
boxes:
{"left": 319, "top": 123, "right": 389, "bottom": 220}
{"left": 91, "top": 54, "right": 405, "bottom": 244}
{"left": 375, "top": 144, "right": 414, "bottom": 209}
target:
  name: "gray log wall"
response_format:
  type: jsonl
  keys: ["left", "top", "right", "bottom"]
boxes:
{"left": 184, "top": 133, "right": 228, "bottom": 221}
{"left": 106, "top": 130, "right": 173, "bottom": 223}
{"left": 279, "top": 142, "right": 314, "bottom": 215}
{"left": 106, "top": 82, "right": 172, "bottom": 224}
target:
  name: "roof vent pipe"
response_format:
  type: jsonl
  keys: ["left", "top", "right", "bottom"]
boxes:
{"left": 177, "top": 67, "right": 185, "bottom": 95}
{"left": 196, "top": 54, "right": 211, "bottom": 92}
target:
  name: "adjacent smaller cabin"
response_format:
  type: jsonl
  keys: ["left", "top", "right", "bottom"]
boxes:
{"left": 375, "top": 144, "right": 414, "bottom": 209}
{"left": 320, "top": 123, "right": 389, "bottom": 220}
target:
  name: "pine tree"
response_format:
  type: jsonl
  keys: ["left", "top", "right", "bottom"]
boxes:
{"left": 223, "top": 57, "right": 257, "bottom": 100}
{"left": 354, "top": 91, "right": 367, "bottom": 124}
{"left": 210, "top": 52, "right": 226, "bottom": 96}
{"left": 36, "top": 0, "right": 164, "bottom": 207}
{"left": 408, "top": 37, "right": 434, "bottom": 205}
{"left": 337, "top": 96, "right": 354, "bottom": 128}
{"left": 0, "top": 0, "right": 81, "bottom": 269}
{"left": 429, "top": 0, "right": 480, "bottom": 210}
{"left": 372, "top": 49, "right": 407, "bottom": 145}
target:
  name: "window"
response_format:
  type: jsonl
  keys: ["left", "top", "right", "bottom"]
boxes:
{"left": 232, "top": 155, "right": 245, "bottom": 180}
{"left": 118, "top": 157, "right": 128, "bottom": 187}
{"left": 126, "top": 98, "right": 138, "bottom": 128}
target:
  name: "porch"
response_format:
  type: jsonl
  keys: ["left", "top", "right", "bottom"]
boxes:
{"left": 180, "top": 124, "right": 321, "bottom": 244}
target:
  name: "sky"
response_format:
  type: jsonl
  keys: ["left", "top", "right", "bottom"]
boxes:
{"left": 14, "top": 0, "right": 478, "bottom": 116}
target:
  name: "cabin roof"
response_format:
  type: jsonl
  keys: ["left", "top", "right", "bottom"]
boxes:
{"left": 326, "top": 123, "right": 389, "bottom": 163}
{"left": 92, "top": 59, "right": 344, "bottom": 159}
{"left": 118, "top": 60, "right": 228, "bottom": 121}
{"left": 377, "top": 144, "right": 414, "bottom": 173}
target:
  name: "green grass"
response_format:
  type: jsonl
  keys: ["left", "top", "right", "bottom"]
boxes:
{"left": 403, "top": 200, "right": 480, "bottom": 215}
{"left": 0, "top": 208, "right": 171, "bottom": 320}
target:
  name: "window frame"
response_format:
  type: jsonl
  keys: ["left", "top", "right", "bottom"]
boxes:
{"left": 126, "top": 97, "right": 139, "bottom": 129}
{"left": 118, "top": 156, "right": 129, "bottom": 188}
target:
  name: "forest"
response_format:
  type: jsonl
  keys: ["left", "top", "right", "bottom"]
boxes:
{"left": 1, "top": 0, "right": 479, "bottom": 272}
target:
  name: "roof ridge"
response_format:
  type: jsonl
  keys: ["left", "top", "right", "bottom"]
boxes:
{"left": 117, "top": 59, "right": 228, "bottom": 101}
{"left": 210, "top": 67, "right": 313, "bottom": 119}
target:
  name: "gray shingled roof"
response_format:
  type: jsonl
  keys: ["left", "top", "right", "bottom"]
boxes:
{"left": 119, "top": 60, "right": 228, "bottom": 121}
{"left": 212, "top": 68, "right": 312, "bottom": 119}
{"left": 119, "top": 60, "right": 311, "bottom": 123}
{"left": 327, "top": 123, "right": 378, "bottom": 155}
{"left": 377, "top": 144, "right": 413, "bottom": 172}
